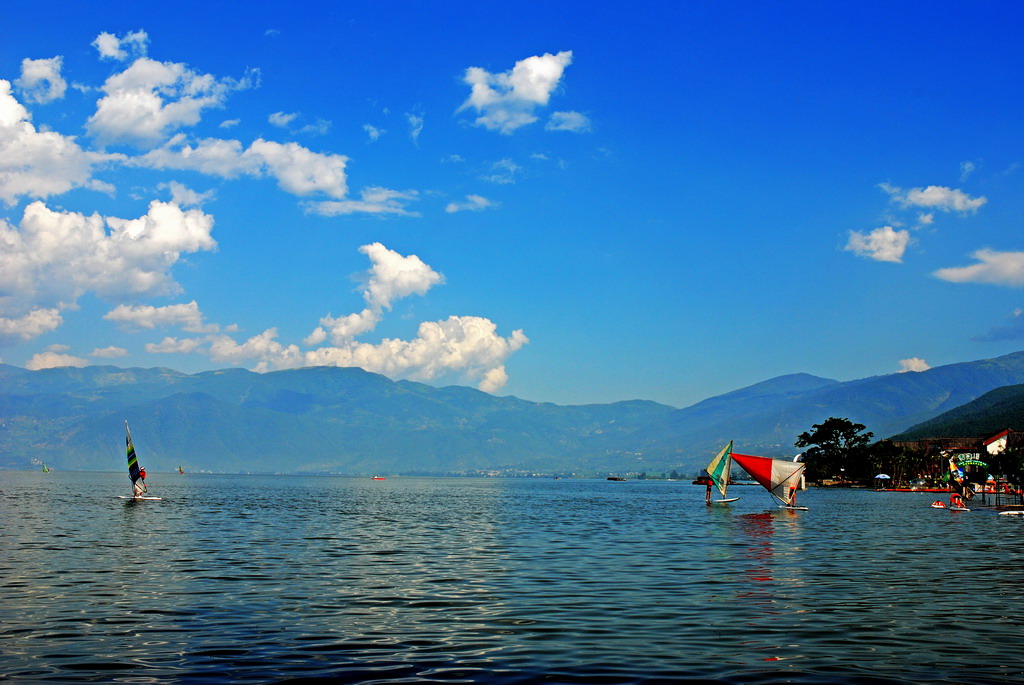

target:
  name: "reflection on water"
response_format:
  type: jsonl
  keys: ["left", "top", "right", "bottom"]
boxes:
{"left": 2, "top": 471, "right": 1024, "bottom": 683}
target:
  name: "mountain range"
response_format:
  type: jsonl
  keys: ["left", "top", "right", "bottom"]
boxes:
{"left": 3, "top": 350, "right": 1024, "bottom": 475}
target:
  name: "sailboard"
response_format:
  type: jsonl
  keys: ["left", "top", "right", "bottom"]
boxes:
{"left": 42, "top": 463, "right": 49, "bottom": 473}
{"left": 705, "top": 441, "right": 739, "bottom": 503}
{"left": 178, "top": 465, "right": 184, "bottom": 475}
{"left": 731, "top": 451, "right": 807, "bottom": 510}
{"left": 122, "top": 421, "right": 157, "bottom": 501}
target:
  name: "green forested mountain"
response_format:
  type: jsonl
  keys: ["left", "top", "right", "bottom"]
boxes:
{"left": 3, "top": 350, "right": 1024, "bottom": 475}
{"left": 889, "top": 383, "right": 1024, "bottom": 441}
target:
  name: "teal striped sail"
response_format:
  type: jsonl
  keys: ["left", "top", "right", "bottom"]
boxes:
{"left": 706, "top": 441, "right": 733, "bottom": 499}
{"left": 126, "top": 421, "right": 142, "bottom": 485}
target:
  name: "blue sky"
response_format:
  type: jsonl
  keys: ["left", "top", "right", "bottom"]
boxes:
{"left": 1, "top": 1, "right": 1022, "bottom": 408}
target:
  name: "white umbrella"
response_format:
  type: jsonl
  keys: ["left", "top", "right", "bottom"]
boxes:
{"left": 875, "top": 474, "right": 891, "bottom": 479}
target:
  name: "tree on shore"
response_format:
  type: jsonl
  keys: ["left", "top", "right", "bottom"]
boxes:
{"left": 795, "top": 417, "right": 874, "bottom": 481}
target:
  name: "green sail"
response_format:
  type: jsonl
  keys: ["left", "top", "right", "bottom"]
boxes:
{"left": 706, "top": 441, "right": 733, "bottom": 498}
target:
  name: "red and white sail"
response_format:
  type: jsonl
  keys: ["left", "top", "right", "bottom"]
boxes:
{"left": 731, "top": 452, "right": 805, "bottom": 506}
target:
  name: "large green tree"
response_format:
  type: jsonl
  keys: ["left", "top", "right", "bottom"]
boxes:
{"left": 795, "top": 417, "right": 874, "bottom": 481}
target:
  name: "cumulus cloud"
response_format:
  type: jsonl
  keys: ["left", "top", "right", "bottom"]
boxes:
{"left": 306, "top": 242, "right": 445, "bottom": 347}
{"left": 146, "top": 336, "right": 205, "bottom": 354}
{"left": 934, "top": 249, "right": 1024, "bottom": 287}
{"left": 104, "top": 301, "right": 219, "bottom": 333}
{"left": 159, "top": 180, "right": 215, "bottom": 207}
{"left": 0, "top": 80, "right": 115, "bottom": 206}
{"left": 302, "top": 315, "right": 528, "bottom": 391}
{"left": 845, "top": 226, "right": 910, "bottom": 263}
{"left": 269, "top": 111, "right": 298, "bottom": 127}
{"left": 86, "top": 57, "right": 258, "bottom": 148}
{"left": 208, "top": 328, "right": 302, "bottom": 372}
{"left": 15, "top": 57, "right": 67, "bottom": 104}
{"left": 0, "top": 309, "right": 62, "bottom": 346}
{"left": 459, "top": 51, "right": 573, "bottom": 134}
{"left": 880, "top": 182, "right": 987, "bottom": 214}
{"left": 93, "top": 30, "right": 149, "bottom": 61}
{"left": 546, "top": 110, "right": 591, "bottom": 133}
{"left": 188, "top": 243, "right": 525, "bottom": 392}
{"left": 91, "top": 346, "right": 128, "bottom": 358}
{"left": 134, "top": 135, "right": 349, "bottom": 199}
{"left": 445, "top": 194, "right": 496, "bottom": 213}
{"left": 305, "top": 187, "right": 418, "bottom": 216}
{"left": 0, "top": 200, "right": 216, "bottom": 338}
{"left": 26, "top": 344, "right": 88, "bottom": 370}
{"left": 898, "top": 357, "right": 930, "bottom": 373}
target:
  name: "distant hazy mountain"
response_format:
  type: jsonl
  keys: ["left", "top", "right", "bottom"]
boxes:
{"left": 632, "top": 351, "right": 1024, "bottom": 458}
{"left": 890, "top": 383, "right": 1024, "bottom": 441}
{"left": 3, "top": 350, "right": 1024, "bottom": 475}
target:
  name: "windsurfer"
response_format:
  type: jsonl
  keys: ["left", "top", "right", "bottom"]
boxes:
{"left": 133, "top": 467, "right": 148, "bottom": 498}
{"left": 705, "top": 478, "right": 713, "bottom": 504}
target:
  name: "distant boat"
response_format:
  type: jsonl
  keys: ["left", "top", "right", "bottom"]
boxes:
{"left": 607, "top": 476, "right": 626, "bottom": 481}
{"left": 372, "top": 476, "right": 386, "bottom": 480}
{"left": 42, "top": 463, "right": 49, "bottom": 473}
{"left": 178, "top": 465, "right": 184, "bottom": 474}
{"left": 705, "top": 441, "right": 739, "bottom": 504}
{"left": 730, "top": 451, "right": 807, "bottom": 510}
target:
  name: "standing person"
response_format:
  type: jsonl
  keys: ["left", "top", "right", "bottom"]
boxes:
{"left": 705, "top": 477, "right": 713, "bottom": 504}
{"left": 133, "top": 467, "right": 148, "bottom": 498}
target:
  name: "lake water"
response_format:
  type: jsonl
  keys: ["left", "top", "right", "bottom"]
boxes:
{"left": 2, "top": 471, "right": 1023, "bottom": 683}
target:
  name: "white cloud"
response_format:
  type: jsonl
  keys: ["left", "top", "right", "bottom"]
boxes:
{"left": 220, "top": 118, "right": 240, "bottom": 128}
{"left": 26, "top": 344, "right": 89, "bottom": 370}
{"left": 15, "top": 57, "right": 67, "bottom": 104}
{"left": 546, "top": 110, "right": 591, "bottom": 133}
{"left": 898, "top": 357, "right": 930, "bottom": 373}
{"left": 459, "top": 51, "right": 573, "bottom": 134}
{"left": 305, "top": 187, "right": 418, "bottom": 216}
{"left": 363, "top": 124, "right": 384, "bottom": 141}
{"left": 845, "top": 226, "right": 910, "bottom": 263}
{"left": 86, "top": 57, "right": 258, "bottom": 148}
{"left": 302, "top": 316, "right": 528, "bottom": 392}
{"left": 159, "top": 180, "right": 215, "bottom": 207}
{"left": 0, "top": 80, "right": 115, "bottom": 206}
{"left": 482, "top": 158, "right": 521, "bottom": 185}
{"left": 146, "top": 336, "right": 205, "bottom": 354}
{"left": 0, "top": 309, "right": 62, "bottom": 346}
{"left": 93, "top": 30, "right": 149, "bottom": 61}
{"left": 880, "top": 182, "right": 987, "bottom": 214}
{"left": 960, "top": 160, "right": 977, "bottom": 182}
{"left": 188, "top": 244, "right": 525, "bottom": 392}
{"left": 298, "top": 118, "right": 331, "bottom": 135}
{"left": 934, "top": 249, "right": 1024, "bottom": 287}
{"left": 247, "top": 139, "right": 347, "bottom": 197}
{"left": 445, "top": 194, "right": 496, "bottom": 213}
{"left": 407, "top": 112, "right": 423, "bottom": 144}
{"left": 360, "top": 242, "right": 444, "bottom": 310}
{"left": 208, "top": 328, "right": 302, "bottom": 372}
{"left": 0, "top": 200, "right": 216, "bottom": 333}
{"left": 134, "top": 135, "right": 348, "bottom": 199}
{"left": 269, "top": 111, "right": 298, "bottom": 127}
{"left": 91, "top": 346, "right": 128, "bottom": 358}
{"left": 104, "top": 301, "right": 219, "bottom": 333}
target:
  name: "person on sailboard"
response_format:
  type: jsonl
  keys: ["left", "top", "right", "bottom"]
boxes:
{"left": 705, "top": 478, "right": 713, "bottom": 504}
{"left": 133, "top": 467, "right": 148, "bottom": 497}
